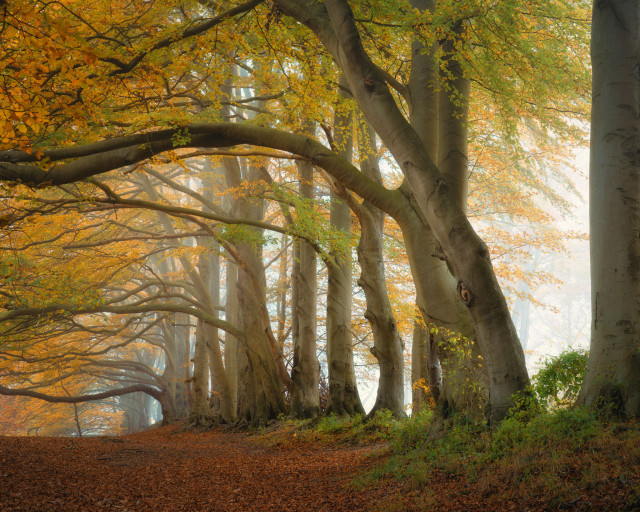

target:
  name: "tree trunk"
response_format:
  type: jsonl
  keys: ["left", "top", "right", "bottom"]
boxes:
{"left": 411, "top": 320, "right": 442, "bottom": 412}
{"left": 320, "top": 0, "right": 528, "bottom": 423}
{"left": 395, "top": 187, "right": 487, "bottom": 422}
{"left": 290, "top": 158, "right": 321, "bottom": 419}
{"left": 224, "top": 158, "right": 287, "bottom": 425}
{"left": 356, "top": 122, "right": 405, "bottom": 418}
{"left": 225, "top": 259, "right": 239, "bottom": 415}
{"left": 191, "top": 319, "right": 212, "bottom": 418}
{"left": 578, "top": 0, "right": 640, "bottom": 417}
{"left": 235, "top": 246, "right": 287, "bottom": 424}
{"left": 325, "top": 81, "right": 364, "bottom": 415}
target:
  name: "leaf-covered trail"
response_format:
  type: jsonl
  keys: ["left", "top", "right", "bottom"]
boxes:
{"left": 0, "top": 425, "right": 395, "bottom": 512}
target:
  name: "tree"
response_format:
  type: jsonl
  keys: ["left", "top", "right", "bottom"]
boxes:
{"left": 0, "top": 0, "right": 591, "bottom": 429}
{"left": 578, "top": 0, "right": 640, "bottom": 416}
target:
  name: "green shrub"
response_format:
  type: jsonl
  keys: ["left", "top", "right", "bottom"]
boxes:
{"left": 390, "top": 408, "right": 433, "bottom": 453}
{"left": 532, "top": 349, "right": 588, "bottom": 410}
{"left": 491, "top": 407, "right": 598, "bottom": 460}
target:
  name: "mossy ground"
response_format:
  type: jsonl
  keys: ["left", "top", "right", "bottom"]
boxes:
{"left": 254, "top": 408, "right": 640, "bottom": 511}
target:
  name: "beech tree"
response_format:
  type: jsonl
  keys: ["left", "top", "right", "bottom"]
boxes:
{"left": 578, "top": 0, "right": 640, "bottom": 416}
{"left": 0, "top": 0, "right": 591, "bottom": 429}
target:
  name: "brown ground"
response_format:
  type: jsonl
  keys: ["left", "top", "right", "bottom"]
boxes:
{"left": 0, "top": 424, "right": 395, "bottom": 512}
{"left": 2, "top": 423, "right": 639, "bottom": 511}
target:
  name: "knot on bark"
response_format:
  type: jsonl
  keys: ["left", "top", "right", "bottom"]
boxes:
{"left": 457, "top": 281, "right": 473, "bottom": 306}
{"left": 363, "top": 76, "right": 375, "bottom": 92}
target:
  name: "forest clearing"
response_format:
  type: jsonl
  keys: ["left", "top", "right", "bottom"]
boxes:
{"left": 1, "top": 0, "right": 640, "bottom": 510}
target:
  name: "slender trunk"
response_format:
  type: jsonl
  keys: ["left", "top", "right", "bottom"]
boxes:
{"left": 205, "top": 242, "right": 221, "bottom": 416}
{"left": 578, "top": 0, "right": 640, "bottom": 417}
{"left": 356, "top": 122, "right": 405, "bottom": 418}
{"left": 191, "top": 319, "right": 211, "bottom": 418}
{"left": 202, "top": 242, "right": 235, "bottom": 423}
{"left": 225, "top": 260, "right": 239, "bottom": 414}
{"left": 276, "top": 234, "right": 290, "bottom": 345}
{"left": 325, "top": 80, "right": 364, "bottom": 415}
{"left": 290, "top": 158, "right": 321, "bottom": 419}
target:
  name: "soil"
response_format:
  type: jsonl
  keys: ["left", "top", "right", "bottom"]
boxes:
{"left": 0, "top": 424, "right": 395, "bottom": 512}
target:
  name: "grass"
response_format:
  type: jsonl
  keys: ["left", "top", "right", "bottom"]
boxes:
{"left": 254, "top": 406, "right": 640, "bottom": 510}
{"left": 370, "top": 407, "right": 640, "bottom": 510}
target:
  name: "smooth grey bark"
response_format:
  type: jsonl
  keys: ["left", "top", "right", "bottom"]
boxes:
{"left": 158, "top": 316, "right": 190, "bottom": 422}
{"left": 404, "top": 0, "right": 487, "bottom": 424}
{"left": 408, "top": 0, "right": 439, "bottom": 154}
{"left": 325, "top": 84, "right": 365, "bottom": 415}
{"left": 140, "top": 174, "right": 224, "bottom": 421}
{"left": 225, "top": 259, "right": 240, "bottom": 414}
{"left": 298, "top": 0, "right": 528, "bottom": 423}
{"left": 223, "top": 158, "right": 286, "bottom": 425}
{"left": 276, "top": 234, "right": 290, "bottom": 345}
{"left": 578, "top": 0, "right": 640, "bottom": 416}
{"left": 354, "top": 123, "right": 405, "bottom": 418}
{"left": 438, "top": 33, "right": 470, "bottom": 212}
{"left": 199, "top": 168, "right": 236, "bottom": 423}
{"left": 192, "top": 318, "right": 212, "bottom": 417}
{"left": 290, "top": 157, "right": 321, "bottom": 419}
{"left": 203, "top": 241, "right": 222, "bottom": 415}
{"left": 394, "top": 189, "right": 486, "bottom": 421}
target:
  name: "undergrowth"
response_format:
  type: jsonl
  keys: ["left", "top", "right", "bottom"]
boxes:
{"left": 256, "top": 351, "right": 640, "bottom": 509}
{"left": 295, "top": 410, "right": 396, "bottom": 445}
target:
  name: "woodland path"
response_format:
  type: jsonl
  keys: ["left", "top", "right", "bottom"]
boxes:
{"left": 0, "top": 424, "right": 396, "bottom": 512}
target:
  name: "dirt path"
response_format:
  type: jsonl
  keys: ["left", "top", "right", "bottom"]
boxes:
{"left": 0, "top": 425, "right": 394, "bottom": 512}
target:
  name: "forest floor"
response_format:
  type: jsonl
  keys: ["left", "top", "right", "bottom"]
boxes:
{"left": 0, "top": 422, "right": 397, "bottom": 512}
{"left": 1, "top": 418, "right": 640, "bottom": 511}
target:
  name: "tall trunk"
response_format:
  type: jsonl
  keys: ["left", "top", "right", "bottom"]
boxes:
{"left": 396, "top": 186, "right": 487, "bottom": 422}
{"left": 175, "top": 314, "right": 192, "bottom": 416}
{"left": 408, "top": 0, "right": 439, "bottom": 154}
{"left": 225, "top": 259, "right": 239, "bottom": 415}
{"left": 235, "top": 242, "right": 287, "bottom": 424}
{"left": 142, "top": 173, "right": 232, "bottom": 421}
{"left": 405, "top": 0, "right": 487, "bottom": 423}
{"left": 578, "top": 0, "right": 640, "bottom": 417}
{"left": 224, "top": 158, "right": 286, "bottom": 425}
{"left": 316, "top": 0, "right": 526, "bottom": 423}
{"left": 438, "top": 35, "right": 470, "bottom": 213}
{"left": 191, "top": 319, "right": 211, "bottom": 418}
{"left": 276, "top": 234, "right": 290, "bottom": 345}
{"left": 356, "top": 122, "right": 405, "bottom": 417}
{"left": 159, "top": 316, "right": 190, "bottom": 422}
{"left": 202, "top": 242, "right": 236, "bottom": 423}
{"left": 205, "top": 241, "right": 221, "bottom": 416}
{"left": 325, "top": 80, "right": 364, "bottom": 415}
{"left": 199, "top": 168, "right": 235, "bottom": 421}
{"left": 290, "top": 158, "right": 321, "bottom": 419}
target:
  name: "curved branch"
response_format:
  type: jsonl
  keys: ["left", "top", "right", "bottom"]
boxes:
{"left": 0, "top": 302, "right": 244, "bottom": 339}
{"left": 0, "top": 383, "right": 163, "bottom": 403}
{"left": 0, "top": 123, "right": 398, "bottom": 215}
